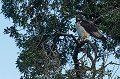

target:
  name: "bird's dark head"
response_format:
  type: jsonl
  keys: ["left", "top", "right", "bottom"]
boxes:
{"left": 76, "top": 14, "right": 84, "bottom": 22}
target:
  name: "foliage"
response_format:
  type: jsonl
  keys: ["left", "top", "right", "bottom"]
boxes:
{"left": 1, "top": 0, "right": 120, "bottom": 79}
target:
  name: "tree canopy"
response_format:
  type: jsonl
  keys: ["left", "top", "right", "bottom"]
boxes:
{"left": 1, "top": 0, "right": 120, "bottom": 79}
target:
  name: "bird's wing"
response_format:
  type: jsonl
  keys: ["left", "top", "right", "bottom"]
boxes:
{"left": 80, "top": 20, "right": 103, "bottom": 38}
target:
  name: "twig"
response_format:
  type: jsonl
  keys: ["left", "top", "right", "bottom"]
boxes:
{"left": 109, "top": 61, "right": 120, "bottom": 66}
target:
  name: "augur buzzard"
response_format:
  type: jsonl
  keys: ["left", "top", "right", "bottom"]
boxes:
{"left": 76, "top": 14, "right": 107, "bottom": 43}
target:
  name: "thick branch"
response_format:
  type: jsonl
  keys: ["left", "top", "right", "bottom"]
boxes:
{"left": 74, "top": 40, "right": 98, "bottom": 78}
{"left": 57, "top": 32, "right": 78, "bottom": 44}
{"left": 44, "top": 31, "right": 98, "bottom": 78}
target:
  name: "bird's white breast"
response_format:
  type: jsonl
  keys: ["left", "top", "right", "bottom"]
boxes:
{"left": 76, "top": 22, "right": 90, "bottom": 39}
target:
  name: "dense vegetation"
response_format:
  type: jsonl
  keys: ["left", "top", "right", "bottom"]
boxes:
{"left": 1, "top": 0, "right": 120, "bottom": 79}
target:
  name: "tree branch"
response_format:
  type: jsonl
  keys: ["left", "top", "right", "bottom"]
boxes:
{"left": 56, "top": 31, "right": 79, "bottom": 44}
{"left": 43, "top": 31, "right": 98, "bottom": 78}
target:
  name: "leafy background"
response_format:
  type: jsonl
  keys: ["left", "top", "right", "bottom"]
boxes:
{"left": 1, "top": 0, "right": 120, "bottom": 79}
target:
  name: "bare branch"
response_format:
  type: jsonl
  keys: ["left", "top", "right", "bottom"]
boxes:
{"left": 108, "top": 61, "right": 120, "bottom": 66}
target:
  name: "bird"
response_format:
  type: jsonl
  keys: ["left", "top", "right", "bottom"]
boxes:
{"left": 76, "top": 14, "right": 107, "bottom": 44}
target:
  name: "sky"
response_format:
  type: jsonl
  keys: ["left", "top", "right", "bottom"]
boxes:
{"left": 0, "top": 2, "right": 120, "bottom": 79}
{"left": 0, "top": 4, "right": 21, "bottom": 79}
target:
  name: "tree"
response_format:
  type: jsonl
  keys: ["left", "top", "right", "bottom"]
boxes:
{"left": 1, "top": 0, "right": 120, "bottom": 79}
